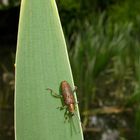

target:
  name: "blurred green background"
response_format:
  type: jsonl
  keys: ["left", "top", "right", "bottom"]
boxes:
{"left": 1, "top": 0, "right": 140, "bottom": 140}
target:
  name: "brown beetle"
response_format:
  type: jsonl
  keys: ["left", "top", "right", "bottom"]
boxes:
{"left": 47, "top": 81, "right": 79, "bottom": 121}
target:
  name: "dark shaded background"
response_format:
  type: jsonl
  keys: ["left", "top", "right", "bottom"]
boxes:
{"left": 0, "top": 7, "right": 19, "bottom": 140}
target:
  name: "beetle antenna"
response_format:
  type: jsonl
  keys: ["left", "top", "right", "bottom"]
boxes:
{"left": 75, "top": 112, "right": 85, "bottom": 131}
{"left": 73, "top": 112, "right": 83, "bottom": 131}
{"left": 73, "top": 112, "right": 80, "bottom": 122}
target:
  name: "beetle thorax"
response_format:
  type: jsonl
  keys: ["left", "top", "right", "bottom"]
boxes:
{"left": 68, "top": 104, "right": 75, "bottom": 113}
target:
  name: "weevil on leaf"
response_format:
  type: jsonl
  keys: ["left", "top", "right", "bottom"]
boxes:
{"left": 46, "top": 81, "right": 80, "bottom": 123}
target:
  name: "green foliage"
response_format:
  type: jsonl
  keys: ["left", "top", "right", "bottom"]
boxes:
{"left": 135, "top": 107, "right": 140, "bottom": 139}
{"left": 68, "top": 13, "right": 140, "bottom": 139}
{"left": 15, "top": 0, "right": 83, "bottom": 140}
{"left": 0, "top": 0, "right": 20, "bottom": 9}
{"left": 70, "top": 14, "right": 135, "bottom": 107}
{"left": 109, "top": 0, "right": 140, "bottom": 24}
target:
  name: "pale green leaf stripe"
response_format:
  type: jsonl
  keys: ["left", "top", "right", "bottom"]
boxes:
{"left": 15, "top": 0, "right": 83, "bottom": 140}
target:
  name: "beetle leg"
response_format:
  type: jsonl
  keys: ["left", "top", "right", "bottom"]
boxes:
{"left": 46, "top": 88, "right": 62, "bottom": 98}
{"left": 73, "top": 86, "right": 77, "bottom": 93}
{"left": 75, "top": 101, "right": 79, "bottom": 104}
{"left": 64, "top": 109, "right": 69, "bottom": 123}
{"left": 57, "top": 105, "right": 67, "bottom": 110}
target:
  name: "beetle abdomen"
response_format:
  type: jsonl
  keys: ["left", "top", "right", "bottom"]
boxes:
{"left": 61, "top": 81, "right": 75, "bottom": 105}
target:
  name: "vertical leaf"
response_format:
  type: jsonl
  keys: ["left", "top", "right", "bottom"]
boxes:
{"left": 15, "top": 0, "right": 83, "bottom": 140}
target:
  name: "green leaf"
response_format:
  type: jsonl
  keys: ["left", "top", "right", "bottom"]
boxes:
{"left": 15, "top": 0, "right": 83, "bottom": 140}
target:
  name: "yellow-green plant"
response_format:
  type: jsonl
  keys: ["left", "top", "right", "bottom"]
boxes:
{"left": 15, "top": 0, "right": 83, "bottom": 140}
